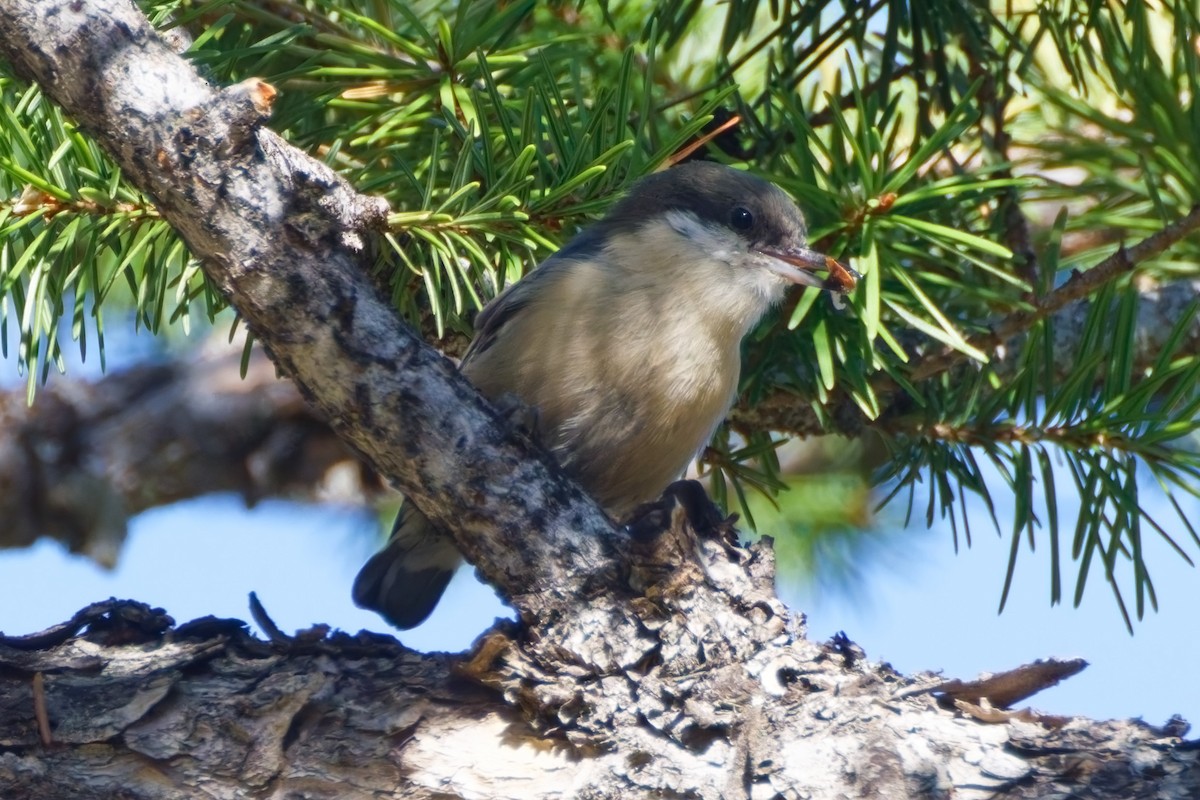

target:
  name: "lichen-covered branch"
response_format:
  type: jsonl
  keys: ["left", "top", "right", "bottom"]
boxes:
{"left": 0, "top": 600, "right": 1194, "bottom": 800}
{"left": 0, "top": 338, "right": 384, "bottom": 563}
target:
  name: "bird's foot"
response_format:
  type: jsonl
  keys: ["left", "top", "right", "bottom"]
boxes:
{"left": 625, "top": 479, "right": 738, "bottom": 545}
{"left": 623, "top": 480, "right": 744, "bottom": 595}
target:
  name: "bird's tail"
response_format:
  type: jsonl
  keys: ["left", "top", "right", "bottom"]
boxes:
{"left": 352, "top": 503, "right": 461, "bottom": 630}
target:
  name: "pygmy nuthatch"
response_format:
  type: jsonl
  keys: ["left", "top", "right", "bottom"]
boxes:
{"left": 354, "top": 160, "right": 857, "bottom": 629}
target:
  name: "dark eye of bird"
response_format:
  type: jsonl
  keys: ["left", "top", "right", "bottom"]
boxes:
{"left": 730, "top": 206, "right": 754, "bottom": 231}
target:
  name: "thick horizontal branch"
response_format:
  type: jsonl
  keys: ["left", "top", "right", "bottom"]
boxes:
{"left": 0, "top": 601, "right": 1193, "bottom": 800}
{"left": 0, "top": 337, "right": 383, "bottom": 563}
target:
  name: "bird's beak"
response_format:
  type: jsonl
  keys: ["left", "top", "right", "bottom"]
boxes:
{"left": 757, "top": 245, "right": 860, "bottom": 294}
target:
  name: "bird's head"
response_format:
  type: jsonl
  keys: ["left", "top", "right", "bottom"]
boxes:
{"left": 597, "top": 161, "right": 858, "bottom": 311}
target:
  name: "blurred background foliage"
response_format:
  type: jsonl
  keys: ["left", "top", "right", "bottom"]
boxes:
{"left": 2, "top": 0, "right": 1200, "bottom": 630}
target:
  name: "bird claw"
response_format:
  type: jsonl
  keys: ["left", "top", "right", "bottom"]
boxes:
{"left": 625, "top": 480, "right": 736, "bottom": 544}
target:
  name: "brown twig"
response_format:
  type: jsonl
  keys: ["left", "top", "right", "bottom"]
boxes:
{"left": 665, "top": 114, "right": 743, "bottom": 167}
{"left": 32, "top": 672, "right": 52, "bottom": 746}
{"left": 960, "top": 22, "right": 1040, "bottom": 292}
{"left": 7, "top": 184, "right": 158, "bottom": 220}
{"left": 931, "top": 657, "right": 1088, "bottom": 710}
{"left": 732, "top": 204, "right": 1200, "bottom": 440}
{"left": 874, "top": 417, "right": 1183, "bottom": 466}
{"left": 248, "top": 591, "right": 291, "bottom": 645}
{"left": 909, "top": 204, "right": 1200, "bottom": 383}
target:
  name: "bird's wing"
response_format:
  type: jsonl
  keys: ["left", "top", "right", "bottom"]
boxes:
{"left": 462, "top": 228, "right": 606, "bottom": 367}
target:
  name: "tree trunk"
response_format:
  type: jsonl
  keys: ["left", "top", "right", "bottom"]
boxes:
{"left": 0, "top": 2, "right": 1194, "bottom": 798}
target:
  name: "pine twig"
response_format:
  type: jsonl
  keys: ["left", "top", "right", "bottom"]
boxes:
{"left": 909, "top": 204, "right": 1200, "bottom": 382}
{"left": 732, "top": 205, "right": 1200, "bottom": 439}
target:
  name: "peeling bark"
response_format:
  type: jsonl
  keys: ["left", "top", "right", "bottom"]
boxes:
{"left": 0, "top": 598, "right": 1195, "bottom": 800}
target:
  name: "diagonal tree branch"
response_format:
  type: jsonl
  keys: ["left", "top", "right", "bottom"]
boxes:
{"left": 0, "top": 0, "right": 626, "bottom": 634}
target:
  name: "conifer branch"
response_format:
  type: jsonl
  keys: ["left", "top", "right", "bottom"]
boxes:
{"left": 909, "top": 205, "right": 1200, "bottom": 382}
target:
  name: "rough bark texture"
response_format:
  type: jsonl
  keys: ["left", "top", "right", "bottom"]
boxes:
{"left": 1, "top": 2, "right": 1197, "bottom": 799}
{"left": 0, "top": 337, "right": 383, "bottom": 563}
{"left": 0, "top": 593, "right": 1194, "bottom": 800}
